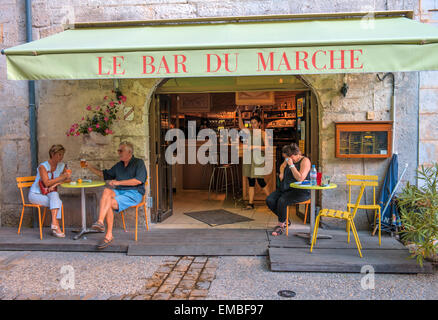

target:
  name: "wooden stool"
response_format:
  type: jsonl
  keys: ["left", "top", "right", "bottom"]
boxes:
{"left": 286, "top": 199, "right": 311, "bottom": 236}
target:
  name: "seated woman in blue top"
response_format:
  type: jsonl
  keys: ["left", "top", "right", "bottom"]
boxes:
{"left": 28, "top": 144, "right": 72, "bottom": 238}
{"left": 84, "top": 141, "right": 147, "bottom": 249}
{"left": 266, "top": 143, "right": 311, "bottom": 236}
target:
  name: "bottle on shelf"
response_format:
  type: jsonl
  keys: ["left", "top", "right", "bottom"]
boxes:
{"left": 310, "top": 165, "right": 317, "bottom": 186}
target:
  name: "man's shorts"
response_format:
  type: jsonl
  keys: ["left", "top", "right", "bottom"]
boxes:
{"left": 113, "top": 189, "right": 143, "bottom": 213}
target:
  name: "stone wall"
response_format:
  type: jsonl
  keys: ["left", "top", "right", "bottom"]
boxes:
{"left": 0, "top": 0, "right": 31, "bottom": 227}
{"left": 419, "top": 71, "right": 438, "bottom": 169}
{"left": 35, "top": 78, "right": 158, "bottom": 228}
{"left": 303, "top": 73, "right": 419, "bottom": 229}
{"left": 0, "top": 0, "right": 432, "bottom": 230}
{"left": 418, "top": 2, "right": 438, "bottom": 171}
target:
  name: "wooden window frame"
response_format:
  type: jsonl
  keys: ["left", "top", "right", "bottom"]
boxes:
{"left": 335, "top": 121, "right": 393, "bottom": 159}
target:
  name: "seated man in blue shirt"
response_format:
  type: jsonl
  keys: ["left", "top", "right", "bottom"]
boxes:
{"left": 85, "top": 141, "right": 147, "bottom": 249}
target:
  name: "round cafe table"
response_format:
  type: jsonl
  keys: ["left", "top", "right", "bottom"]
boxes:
{"left": 61, "top": 180, "right": 106, "bottom": 240}
{"left": 290, "top": 182, "right": 337, "bottom": 244}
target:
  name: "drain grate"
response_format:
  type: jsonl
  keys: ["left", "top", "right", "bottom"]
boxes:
{"left": 277, "top": 290, "right": 296, "bottom": 298}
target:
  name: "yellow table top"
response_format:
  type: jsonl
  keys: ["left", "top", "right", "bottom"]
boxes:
{"left": 61, "top": 180, "right": 106, "bottom": 188}
{"left": 290, "top": 182, "right": 337, "bottom": 190}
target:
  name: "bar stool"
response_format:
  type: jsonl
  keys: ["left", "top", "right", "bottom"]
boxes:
{"left": 286, "top": 199, "right": 311, "bottom": 236}
{"left": 208, "top": 164, "right": 236, "bottom": 200}
{"left": 201, "top": 163, "right": 214, "bottom": 189}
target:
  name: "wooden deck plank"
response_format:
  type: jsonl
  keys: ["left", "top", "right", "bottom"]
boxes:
{"left": 269, "top": 247, "right": 434, "bottom": 274}
{"left": 0, "top": 228, "right": 132, "bottom": 253}
{"left": 268, "top": 229, "right": 406, "bottom": 250}
{"left": 0, "top": 227, "right": 268, "bottom": 253}
{"left": 128, "top": 243, "right": 268, "bottom": 256}
{"left": 0, "top": 227, "right": 432, "bottom": 275}
{"left": 0, "top": 242, "right": 127, "bottom": 253}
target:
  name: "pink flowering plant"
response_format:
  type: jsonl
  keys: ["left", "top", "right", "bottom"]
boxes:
{"left": 66, "top": 93, "right": 127, "bottom": 137}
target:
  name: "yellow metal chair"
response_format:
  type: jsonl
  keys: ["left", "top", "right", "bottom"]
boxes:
{"left": 310, "top": 182, "right": 366, "bottom": 258}
{"left": 16, "top": 176, "right": 65, "bottom": 240}
{"left": 346, "top": 175, "right": 381, "bottom": 246}
{"left": 120, "top": 193, "right": 149, "bottom": 241}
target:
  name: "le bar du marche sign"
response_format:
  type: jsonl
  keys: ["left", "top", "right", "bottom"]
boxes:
{"left": 96, "top": 48, "right": 364, "bottom": 78}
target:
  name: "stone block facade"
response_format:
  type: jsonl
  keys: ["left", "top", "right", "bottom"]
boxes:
{"left": 0, "top": 0, "right": 436, "bottom": 230}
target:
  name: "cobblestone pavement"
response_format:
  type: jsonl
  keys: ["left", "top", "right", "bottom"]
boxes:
{"left": 0, "top": 251, "right": 436, "bottom": 300}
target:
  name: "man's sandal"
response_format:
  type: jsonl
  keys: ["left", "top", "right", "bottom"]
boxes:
{"left": 91, "top": 221, "right": 105, "bottom": 232}
{"left": 97, "top": 236, "right": 114, "bottom": 250}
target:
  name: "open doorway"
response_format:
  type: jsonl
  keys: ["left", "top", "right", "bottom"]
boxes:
{"left": 148, "top": 77, "right": 319, "bottom": 229}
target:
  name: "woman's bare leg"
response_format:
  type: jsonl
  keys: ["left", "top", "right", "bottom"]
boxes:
{"left": 244, "top": 186, "right": 256, "bottom": 209}
{"left": 51, "top": 209, "right": 60, "bottom": 227}
{"left": 248, "top": 187, "right": 255, "bottom": 204}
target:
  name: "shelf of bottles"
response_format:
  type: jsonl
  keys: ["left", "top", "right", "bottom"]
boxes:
{"left": 263, "top": 99, "right": 296, "bottom": 129}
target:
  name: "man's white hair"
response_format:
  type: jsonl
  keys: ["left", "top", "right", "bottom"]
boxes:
{"left": 119, "top": 141, "right": 134, "bottom": 154}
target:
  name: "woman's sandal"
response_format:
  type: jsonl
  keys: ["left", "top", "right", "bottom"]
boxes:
{"left": 244, "top": 203, "right": 255, "bottom": 210}
{"left": 97, "top": 236, "right": 114, "bottom": 250}
{"left": 271, "top": 225, "right": 285, "bottom": 236}
{"left": 91, "top": 221, "right": 105, "bottom": 232}
{"left": 51, "top": 224, "right": 65, "bottom": 238}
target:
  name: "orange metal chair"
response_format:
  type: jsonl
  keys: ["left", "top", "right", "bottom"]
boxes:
{"left": 120, "top": 194, "right": 149, "bottom": 241}
{"left": 286, "top": 199, "right": 311, "bottom": 236}
{"left": 16, "top": 176, "right": 65, "bottom": 240}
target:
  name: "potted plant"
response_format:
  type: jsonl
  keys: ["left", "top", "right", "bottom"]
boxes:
{"left": 398, "top": 163, "right": 438, "bottom": 266}
{"left": 66, "top": 92, "right": 126, "bottom": 145}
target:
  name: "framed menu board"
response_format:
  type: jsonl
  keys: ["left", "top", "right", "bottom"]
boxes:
{"left": 335, "top": 121, "right": 393, "bottom": 158}
{"left": 177, "top": 93, "right": 211, "bottom": 112}
{"left": 235, "top": 91, "right": 275, "bottom": 105}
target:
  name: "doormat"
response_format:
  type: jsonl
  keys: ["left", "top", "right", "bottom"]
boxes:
{"left": 184, "top": 209, "right": 254, "bottom": 227}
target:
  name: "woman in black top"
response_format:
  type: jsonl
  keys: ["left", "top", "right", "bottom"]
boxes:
{"left": 266, "top": 143, "right": 311, "bottom": 236}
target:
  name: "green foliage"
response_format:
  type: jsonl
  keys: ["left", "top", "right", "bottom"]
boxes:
{"left": 398, "top": 163, "right": 438, "bottom": 267}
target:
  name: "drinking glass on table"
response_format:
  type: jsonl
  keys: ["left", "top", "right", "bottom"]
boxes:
{"left": 80, "top": 158, "right": 87, "bottom": 178}
{"left": 322, "top": 175, "right": 331, "bottom": 186}
{"left": 317, "top": 172, "right": 322, "bottom": 186}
